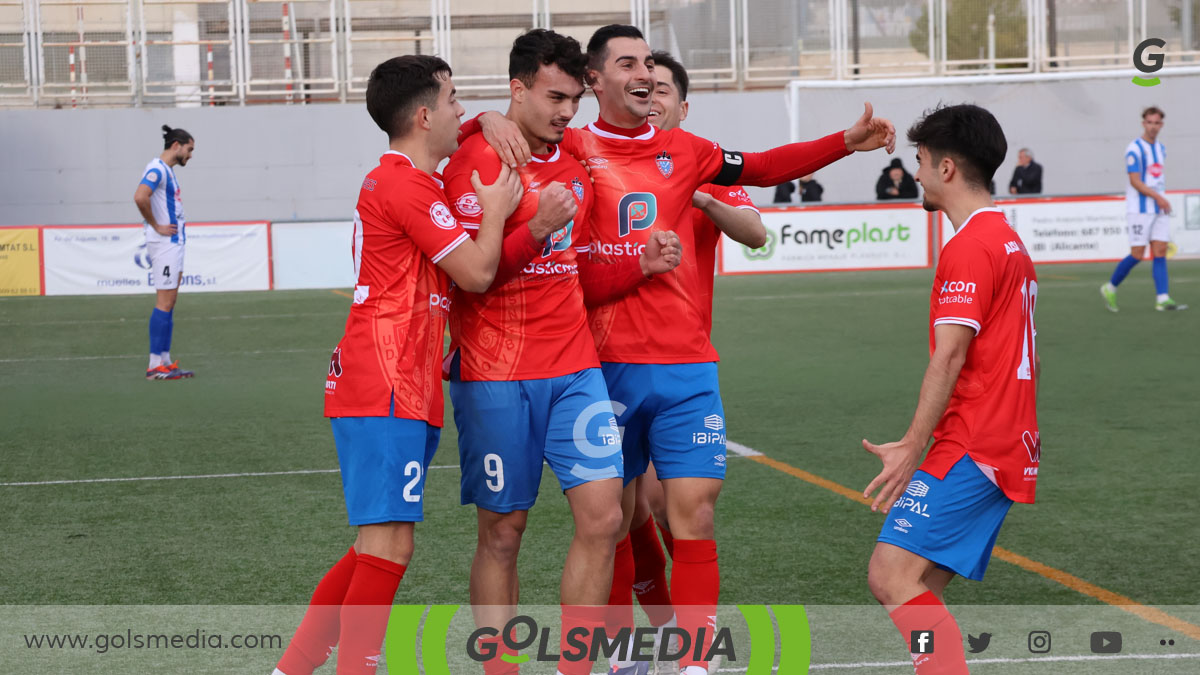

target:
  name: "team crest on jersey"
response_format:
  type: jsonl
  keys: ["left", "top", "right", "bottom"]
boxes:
{"left": 571, "top": 177, "right": 585, "bottom": 202}
{"left": 655, "top": 151, "right": 674, "bottom": 178}
{"left": 429, "top": 202, "right": 456, "bottom": 230}
{"left": 1149, "top": 162, "right": 1163, "bottom": 178}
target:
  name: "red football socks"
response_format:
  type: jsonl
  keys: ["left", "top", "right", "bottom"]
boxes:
{"left": 629, "top": 517, "right": 674, "bottom": 627}
{"left": 670, "top": 539, "right": 719, "bottom": 671}
{"left": 887, "top": 591, "right": 968, "bottom": 675}
{"left": 556, "top": 604, "right": 606, "bottom": 675}
{"left": 276, "top": 547, "right": 358, "bottom": 675}
{"left": 478, "top": 634, "right": 521, "bottom": 675}
{"left": 336, "top": 554, "right": 406, "bottom": 674}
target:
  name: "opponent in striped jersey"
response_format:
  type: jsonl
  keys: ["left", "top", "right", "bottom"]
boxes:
{"left": 441, "top": 30, "right": 681, "bottom": 675}
{"left": 275, "top": 55, "right": 522, "bottom": 675}
{"left": 134, "top": 124, "right": 194, "bottom": 381}
{"left": 864, "top": 104, "right": 1039, "bottom": 675}
{"left": 1101, "top": 106, "right": 1186, "bottom": 312}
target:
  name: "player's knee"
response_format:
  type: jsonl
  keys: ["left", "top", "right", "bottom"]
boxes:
{"left": 480, "top": 517, "right": 526, "bottom": 562}
{"left": 578, "top": 501, "right": 623, "bottom": 543}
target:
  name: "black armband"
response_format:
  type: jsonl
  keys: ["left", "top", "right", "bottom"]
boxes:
{"left": 711, "top": 150, "right": 745, "bottom": 186}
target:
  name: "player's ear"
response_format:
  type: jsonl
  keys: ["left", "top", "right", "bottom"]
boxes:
{"left": 585, "top": 68, "right": 601, "bottom": 90}
{"left": 679, "top": 100, "right": 689, "bottom": 123}
{"left": 940, "top": 156, "right": 955, "bottom": 183}
{"left": 510, "top": 78, "right": 525, "bottom": 103}
{"left": 415, "top": 105, "right": 432, "bottom": 132}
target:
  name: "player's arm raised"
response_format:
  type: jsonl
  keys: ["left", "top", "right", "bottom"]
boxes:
{"left": 437, "top": 164, "right": 523, "bottom": 293}
{"left": 1128, "top": 171, "right": 1172, "bottom": 214}
{"left": 705, "top": 102, "right": 897, "bottom": 188}
{"left": 692, "top": 190, "right": 767, "bottom": 249}
{"left": 861, "top": 323, "right": 974, "bottom": 513}
{"left": 133, "top": 184, "right": 176, "bottom": 237}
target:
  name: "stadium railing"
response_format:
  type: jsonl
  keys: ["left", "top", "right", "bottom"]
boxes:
{"left": 2, "top": 0, "right": 1198, "bottom": 108}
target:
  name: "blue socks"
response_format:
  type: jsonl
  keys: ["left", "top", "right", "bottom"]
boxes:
{"left": 1110, "top": 255, "right": 1140, "bottom": 287}
{"left": 149, "top": 308, "right": 172, "bottom": 355}
{"left": 1152, "top": 256, "right": 1169, "bottom": 295}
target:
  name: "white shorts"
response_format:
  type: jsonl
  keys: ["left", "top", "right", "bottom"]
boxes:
{"left": 146, "top": 240, "right": 185, "bottom": 290}
{"left": 1127, "top": 213, "right": 1170, "bottom": 247}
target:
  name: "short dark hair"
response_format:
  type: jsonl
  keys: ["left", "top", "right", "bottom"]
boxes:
{"left": 1142, "top": 106, "right": 1165, "bottom": 119}
{"left": 509, "top": 29, "right": 587, "bottom": 87}
{"left": 906, "top": 104, "right": 1007, "bottom": 190}
{"left": 586, "top": 24, "right": 645, "bottom": 73}
{"left": 161, "top": 125, "right": 193, "bottom": 149}
{"left": 366, "top": 55, "right": 452, "bottom": 140}
{"left": 651, "top": 50, "right": 688, "bottom": 101}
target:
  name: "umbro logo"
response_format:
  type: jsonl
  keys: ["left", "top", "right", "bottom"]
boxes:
{"left": 895, "top": 518, "right": 913, "bottom": 528}
{"left": 905, "top": 480, "right": 930, "bottom": 497}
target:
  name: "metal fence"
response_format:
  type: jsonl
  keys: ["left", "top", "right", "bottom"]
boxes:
{"left": 1, "top": 0, "right": 1197, "bottom": 107}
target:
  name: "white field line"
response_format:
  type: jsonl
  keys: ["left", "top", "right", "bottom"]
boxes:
{"left": 755, "top": 652, "right": 1200, "bottom": 671}
{"left": 0, "top": 465, "right": 460, "bottom": 487}
{"left": 1, "top": 450, "right": 751, "bottom": 488}
{"left": 0, "top": 311, "right": 345, "bottom": 327}
{"left": 0, "top": 347, "right": 330, "bottom": 364}
{"left": 727, "top": 275, "right": 1198, "bottom": 302}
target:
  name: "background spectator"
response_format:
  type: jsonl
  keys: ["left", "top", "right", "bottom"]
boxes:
{"left": 1009, "top": 148, "right": 1043, "bottom": 194}
{"left": 876, "top": 158, "right": 918, "bottom": 200}
{"left": 773, "top": 180, "right": 796, "bottom": 203}
{"left": 799, "top": 173, "right": 824, "bottom": 202}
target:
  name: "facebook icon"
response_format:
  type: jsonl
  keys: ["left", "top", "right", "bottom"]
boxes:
{"left": 910, "top": 630, "right": 935, "bottom": 654}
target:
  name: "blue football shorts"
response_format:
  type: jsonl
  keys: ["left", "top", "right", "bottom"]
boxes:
{"left": 600, "top": 362, "right": 727, "bottom": 484}
{"left": 330, "top": 412, "right": 440, "bottom": 526}
{"left": 450, "top": 361, "right": 623, "bottom": 513}
{"left": 877, "top": 453, "right": 1014, "bottom": 581}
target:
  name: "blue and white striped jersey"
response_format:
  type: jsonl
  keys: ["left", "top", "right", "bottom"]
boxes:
{"left": 1124, "top": 138, "right": 1165, "bottom": 214}
{"left": 138, "top": 158, "right": 186, "bottom": 244}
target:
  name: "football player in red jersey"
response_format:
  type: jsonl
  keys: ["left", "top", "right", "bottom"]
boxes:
{"left": 441, "top": 30, "right": 682, "bottom": 675}
{"left": 462, "top": 25, "right": 896, "bottom": 675}
{"left": 862, "top": 104, "right": 1040, "bottom": 675}
{"left": 612, "top": 49, "right": 769, "bottom": 669}
{"left": 273, "top": 55, "right": 522, "bottom": 675}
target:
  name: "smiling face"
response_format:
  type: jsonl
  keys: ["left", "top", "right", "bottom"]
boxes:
{"left": 649, "top": 67, "right": 687, "bottom": 131}
{"left": 513, "top": 63, "right": 585, "bottom": 149}
{"left": 588, "top": 36, "right": 655, "bottom": 127}
{"left": 913, "top": 146, "right": 941, "bottom": 212}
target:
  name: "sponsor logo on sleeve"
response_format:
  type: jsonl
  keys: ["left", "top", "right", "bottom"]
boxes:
{"left": 362, "top": 177, "right": 378, "bottom": 191}
{"left": 429, "top": 202, "right": 457, "bottom": 230}
{"left": 938, "top": 279, "right": 976, "bottom": 305}
{"left": 146, "top": 170, "right": 159, "bottom": 183}
{"left": 454, "top": 193, "right": 482, "bottom": 217}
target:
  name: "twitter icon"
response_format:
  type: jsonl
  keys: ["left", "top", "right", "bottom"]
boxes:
{"left": 967, "top": 633, "right": 992, "bottom": 653}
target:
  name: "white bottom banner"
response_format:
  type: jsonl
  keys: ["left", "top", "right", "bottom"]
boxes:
{"left": 42, "top": 223, "right": 270, "bottom": 296}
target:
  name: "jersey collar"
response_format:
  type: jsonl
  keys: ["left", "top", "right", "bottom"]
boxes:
{"left": 588, "top": 118, "right": 655, "bottom": 140}
{"left": 382, "top": 150, "right": 415, "bottom": 167}
{"left": 530, "top": 144, "right": 561, "bottom": 163}
{"left": 959, "top": 206, "right": 1004, "bottom": 232}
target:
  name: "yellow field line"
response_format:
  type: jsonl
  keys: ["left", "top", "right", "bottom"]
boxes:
{"left": 744, "top": 453, "right": 1200, "bottom": 641}
{"left": 330, "top": 289, "right": 353, "bottom": 299}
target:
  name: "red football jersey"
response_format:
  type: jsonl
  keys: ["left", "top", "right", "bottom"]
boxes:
{"left": 323, "top": 151, "right": 470, "bottom": 426}
{"left": 442, "top": 136, "right": 599, "bottom": 381}
{"left": 921, "top": 208, "right": 1040, "bottom": 503}
{"left": 561, "top": 121, "right": 731, "bottom": 364}
{"left": 693, "top": 184, "right": 758, "bottom": 335}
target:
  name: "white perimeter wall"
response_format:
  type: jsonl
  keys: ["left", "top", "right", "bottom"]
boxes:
{"left": 1, "top": 73, "right": 1198, "bottom": 225}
